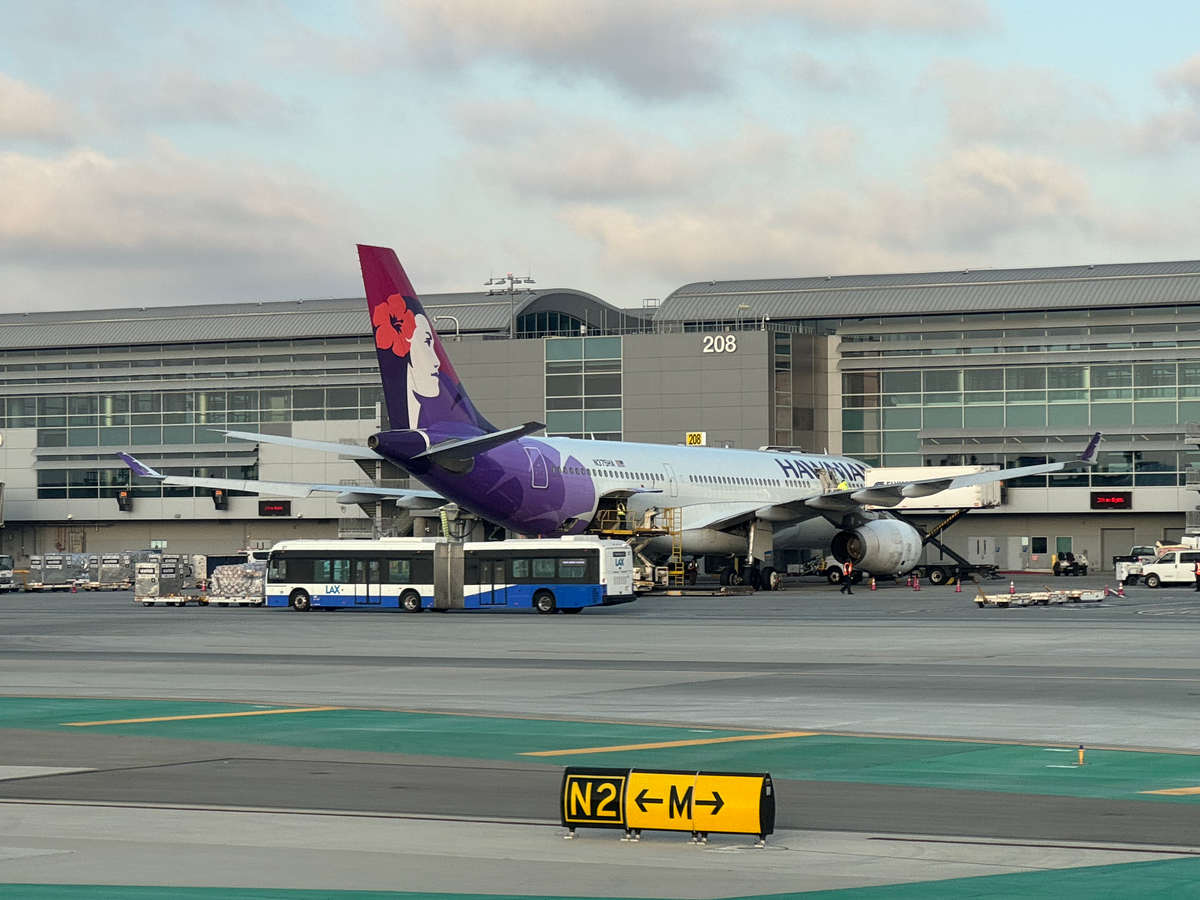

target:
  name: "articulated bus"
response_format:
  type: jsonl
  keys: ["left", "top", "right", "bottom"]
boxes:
{"left": 264, "top": 537, "right": 636, "bottom": 613}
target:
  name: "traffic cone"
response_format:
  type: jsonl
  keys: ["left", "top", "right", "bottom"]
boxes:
{"left": 1117, "top": 583, "right": 1125, "bottom": 598}
{"left": 70, "top": 583, "right": 77, "bottom": 593}
{"left": 955, "top": 580, "right": 962, "bottom": 593}
{"left": 906, "top": 574, "right": 913, "bottom": 587}
{"left": 1009, "top": 580, "right": 1015, "bottom": 595}
{"left": 913, "top": 576, "right": 920, "bottom": 592}
{"left": 870, "top": 577, "right": 876, "bottom": 591}
{"left": 1104, "top": 584, "right": 1110, "bottom": 597}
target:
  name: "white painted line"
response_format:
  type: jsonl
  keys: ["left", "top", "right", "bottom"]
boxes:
{"left": 0, "top": 766, "right": 94, "bottom": 781}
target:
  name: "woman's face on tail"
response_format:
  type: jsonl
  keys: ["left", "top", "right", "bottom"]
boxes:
{"left": 409, "top": 314, "right": 441, "bottom": 398}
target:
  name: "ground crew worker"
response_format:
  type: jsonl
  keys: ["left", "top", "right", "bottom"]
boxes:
{"left": 839, "top": 560, "right": 854, "bottom": 594}
{"left": 1193, "top": 557, "right": 1200, "bottom": 592}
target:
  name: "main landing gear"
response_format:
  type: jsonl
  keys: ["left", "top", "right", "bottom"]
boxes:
{"left": 719, "top": 563, "right": 780, "bottom": 591}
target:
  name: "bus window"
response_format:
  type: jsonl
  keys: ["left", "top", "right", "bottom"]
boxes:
{"left": 317, "top": 559, "right": 351, "bottom": 583}
{"left": 268, "top": 557, "right": 286, "bottom": 582}
{"left": 511, "top": 559, "right": 530, "bottom": 579}
{"left": 387, "top": 559, "right": 411, "bottom": 583}
{"left": 558, "top": 559, "right": 587, "bottom": 579}
{"left": 532, "top": 558, "right": 555, "bottom": 579}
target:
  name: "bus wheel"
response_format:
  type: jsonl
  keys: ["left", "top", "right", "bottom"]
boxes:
{"left": 561, "top": 607, "right": 583, "bottom": 614}
{"left": 400, "top": 591, "right": 423, "bottom": 613}
{"left": 290, "top": 589, "right": 311, "bottom": 611}
{"left": 534, "top": 591, "right": 557, "bottom": 614}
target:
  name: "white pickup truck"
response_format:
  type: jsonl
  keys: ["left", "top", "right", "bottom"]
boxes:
{"left": 1139, "top": 549, "right": 1200, "bottom": 588}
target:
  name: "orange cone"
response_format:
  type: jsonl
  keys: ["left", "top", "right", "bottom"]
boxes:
{"left": 1117, "top": 583, "right": 1125, "bottom": 598}
{"left": 870, "top": 577, "right": 876, "bottom": 591}
{"left": 955, "top": 580, "right": 962, "bottom": 593}
{"left": 913, "top": 576, "right": 920, "bottom": 591}
{"left": 1009, "top": 580, "right": 1015, "bottom": 594}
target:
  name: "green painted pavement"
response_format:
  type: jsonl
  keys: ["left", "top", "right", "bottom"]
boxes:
{"left": 4, "top": 697, "right": 1200, "bottom": 804}
{"left": 5, "top": 857, "right": 1200, "bottom": 898}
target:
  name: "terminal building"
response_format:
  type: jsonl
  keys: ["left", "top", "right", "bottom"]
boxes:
{"left": 2, "top": 260, "right": 1199, "bottom": 572}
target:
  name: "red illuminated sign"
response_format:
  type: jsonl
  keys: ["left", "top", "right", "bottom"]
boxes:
{"left": 1090, "top": 492, "right": 1131, "bottom": 510}
{"left": 258, "top": 500, "right": 292, "bottom": 517}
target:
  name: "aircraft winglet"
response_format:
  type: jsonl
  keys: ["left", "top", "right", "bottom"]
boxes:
{"left": 117, "top": 452, "right": 163, "bottom": 479}
{"left": 1078, "top": 431, "right": 1101, "bottom": 464}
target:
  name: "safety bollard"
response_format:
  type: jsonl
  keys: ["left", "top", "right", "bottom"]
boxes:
{"left": 1078, "top": 744, "right": 1085, "bottom": 766}
{"left": 870, "top": 577, "right": 876, "bottom": 591}
{"left": 1009, "top": 580, "right": 1015, "bottom": 595}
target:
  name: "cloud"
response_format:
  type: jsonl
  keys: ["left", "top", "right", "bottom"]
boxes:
{"left": 0, "top": 73, "right": 74, "bottom": 141}
{"left": 791, "top": 53, "right": 880, "bottom": 92}
{"left": 382, "top": 0, "right": 992, "bottom": 100}
{"left": 559, "top": 143, "right": 1097, "bottom": 283}
{"left": 0, "top": 141, "right": 359, "bottom": 310}
{"left": 923, "top": 145, "right": 1091, "bottom": 247}
{"left": 808, "top": 124, "right": 860, "bottom": 165}
{"left": 1156, "top": 53, "right": 1200, "bottom": 106}
{"left": 457, "top": 102, "right": 791, "bottom": 202}
{"left": 84, "top": 67, "right": 303, "bottom": 129}
{"left": 921, "top": 60, "right": 1115, "bottom": 146}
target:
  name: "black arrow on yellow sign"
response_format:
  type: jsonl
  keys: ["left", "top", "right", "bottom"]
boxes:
{"left": 695, "top": 791, "right": 724, "bottom": 814}
{"left": 635, "top": 789, "right": 664, "bottom": 813}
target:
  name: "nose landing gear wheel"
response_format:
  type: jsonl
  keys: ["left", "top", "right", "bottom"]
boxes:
{"left": 759, "top": 566, "right": 780, "bottom": 591}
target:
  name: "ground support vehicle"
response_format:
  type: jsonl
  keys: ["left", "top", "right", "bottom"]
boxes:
{"left": 1112, "top": 546, "right": 1168, "bottom": 585}
{"left": 25, "top": 553, "right": 91, "bottom": 591}
{"left": 898, "top": 509, "right": 1001, "bottom": 585}
{"left": 1137, "top": 549, "right": 1200, "bottom": 588}
{"left": 264, "top": 536, "right": 636, "bottom": 613}
{"left": 1052, "top": 552, "right": 1088, "bottom": 576}
{"left": 0, "top": 554, "right": 16, "bottom": 592}
{"left": 975, "top": 588, "right": 1105, "bottom": 608}
{"left": 134, "top": 555, "right": 207, "bottom": 606}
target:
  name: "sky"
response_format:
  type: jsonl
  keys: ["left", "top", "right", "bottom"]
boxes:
{"left": 4, "top": 0, "right": 1200, "bottom": 314}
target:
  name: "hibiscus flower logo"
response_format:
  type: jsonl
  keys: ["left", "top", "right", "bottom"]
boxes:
{"left": 372, "top": 292, "right": 417, "bottom": 357}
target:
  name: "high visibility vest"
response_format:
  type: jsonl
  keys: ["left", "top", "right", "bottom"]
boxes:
{"left": 844, "top": 561, "right": 854, "bottom": 575}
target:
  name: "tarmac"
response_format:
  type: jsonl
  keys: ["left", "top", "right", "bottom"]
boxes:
{"left": 2, "top": 572, "right": 1199, "bottom": 897}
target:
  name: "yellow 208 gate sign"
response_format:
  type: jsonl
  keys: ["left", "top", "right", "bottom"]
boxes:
{"left": 561, "top": 767, "right": 775, "bottom": 842}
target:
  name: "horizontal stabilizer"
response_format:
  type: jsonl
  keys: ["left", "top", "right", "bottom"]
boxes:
{"left": 412, "top": 422, "right": 544, "bottom": 462}
{"left": 221, "top": 430, "right": 383, "bottom": 459}
{"left": 117, "top": 452, "right": 441, "bottom": 503}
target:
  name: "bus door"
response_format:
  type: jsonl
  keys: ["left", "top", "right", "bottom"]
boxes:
{"left": 475, "top": 558, "right": 507, "bottom": 606}
{"left": 352, "top": 559, "right": 383, "bottom": 606}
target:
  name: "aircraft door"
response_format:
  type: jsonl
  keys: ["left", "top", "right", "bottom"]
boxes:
{"left": 663, "top": 463, "right": 678, "bottom": 498}
{"left": 525, "top": 447, "right": 549, "bottom": 489}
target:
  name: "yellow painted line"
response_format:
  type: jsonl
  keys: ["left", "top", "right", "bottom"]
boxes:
{"left": 63, "top": 707, "right": 340, "bottom": 727}
{"left": 1143, "top": 786, "right": 1200, "bottom": 796}
{"left": 521, "top": 730, "right": 815, "bottom": 757}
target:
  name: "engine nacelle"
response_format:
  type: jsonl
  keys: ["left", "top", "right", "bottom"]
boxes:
{"left": 830, "top": 519, "right": 923, "bottom": 574}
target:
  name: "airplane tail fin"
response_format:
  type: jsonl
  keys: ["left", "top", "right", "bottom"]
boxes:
{"left": 357, "top": 245, "right": 494, "bottom": 434}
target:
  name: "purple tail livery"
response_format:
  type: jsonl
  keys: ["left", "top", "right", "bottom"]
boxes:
{"left": 359, "top": 244, "right": 494, "bottom": 434}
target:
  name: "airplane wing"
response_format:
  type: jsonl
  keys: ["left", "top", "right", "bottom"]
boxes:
{"left": 804, "top": 431, "right": 1102, "bottom": 513}
{"left": 117, "top": 453, "right": 444, "bottom": 507}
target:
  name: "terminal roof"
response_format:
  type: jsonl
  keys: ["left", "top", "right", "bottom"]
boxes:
{"left": 655, "top": 260, "right": 1200, "bottom": 322}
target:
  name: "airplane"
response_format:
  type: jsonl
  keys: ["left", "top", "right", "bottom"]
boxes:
{"left": 120, "top": 244, "right": 1101, "bottom": 590}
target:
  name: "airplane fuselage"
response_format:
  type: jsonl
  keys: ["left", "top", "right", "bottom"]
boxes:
{"left": 379, "top": 429, "right": 869, "bottom": 547}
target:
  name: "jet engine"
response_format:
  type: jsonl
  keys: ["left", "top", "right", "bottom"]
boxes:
{"left": 830, "top": 519, "right": 923, "bottom": 574}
